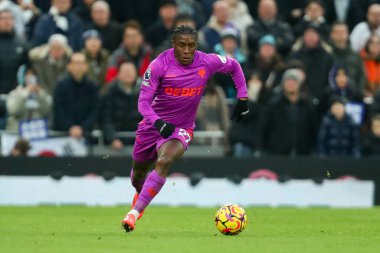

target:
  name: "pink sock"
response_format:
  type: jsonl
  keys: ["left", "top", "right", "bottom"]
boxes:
{"left": 134, "top": 170, "right": 166, "bottom": 212}
{"left": 130, "top": 168, "right": 148, "bottom": 193}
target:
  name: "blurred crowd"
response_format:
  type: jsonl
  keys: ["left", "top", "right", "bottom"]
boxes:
{"left": 1, "top": 0, "right": 380, "bottom": 158}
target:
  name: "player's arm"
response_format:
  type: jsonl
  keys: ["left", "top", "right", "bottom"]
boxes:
{"left": 138, "top": 61, "right": 175, "bottom": 138}
{"left": 207, "top": 54, "right": 249, "bottom": 122}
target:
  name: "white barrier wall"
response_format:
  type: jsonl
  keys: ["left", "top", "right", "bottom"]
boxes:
{"left": 0, "top": 176, "right": 374, "bottom": 208}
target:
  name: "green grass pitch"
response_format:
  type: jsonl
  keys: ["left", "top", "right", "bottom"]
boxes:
{"left": 1, "top": 206, "right": 380, "bottom": 253}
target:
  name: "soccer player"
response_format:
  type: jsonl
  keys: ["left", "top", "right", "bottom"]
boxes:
{"left": 121, "top": 25, "right": 249, "bottom": 232}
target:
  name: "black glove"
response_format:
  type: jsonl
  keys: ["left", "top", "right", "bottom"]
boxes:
{"left": 231, "top": 99, "right": 249, "bottom": 122}
{"left": 154, "top": 119, "right": 175, "bottom": 138}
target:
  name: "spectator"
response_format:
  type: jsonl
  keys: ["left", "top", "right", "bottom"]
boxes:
{"left": 320, "top": 65, "right": 362, "bottom": 113}
{"left": 229, "top": 78, "right": 259, "bottom": 157}
{"left": 0, "top": 9, "right": 28, "bottom": 94}
{"left": 106, "top": 0, "right": 159, "bottom": 28}
{"left": 294, "top": 0, "right": 330, "bottom": 40}
{"left": 362, "top": 114, "right": 380, "bottom": 156}
{"left": 81, "top": 29, "right": 109, "bottom": 92}
{"left": 196, "top": 78, "right": 230, "bottom": 153}
{"left": 6, "top": 65, "right": 52, "bottom": 132}
{"left": 213, "top": 27, "right": 247, "bottom": 98}
{"left": 176, "top": 0, "right": 206, "bottom": 27}
{"left": 74, "top": 0, "right": 96, "bottom": 26}
{"left": 29, "top": 34, "right": 72, "bottom": 95}
{"left": 360, "top": 34, "right": 380, "bottom": 97}
{"left": 257, "top": 69, "right": 317, "bottom": 156}
{"left": 246, "top": 0, "right": 294, "bottom": 57}
{"left": 99, "top": 62, "right": 141, "bottom": 150}
{"left": 105, "top": 20, "right": 152, "bottom": 82}
{"left": 53, "top": 52, "right": 99, "bottom": 139}
{"left": 144, "top": 0, "right": 178, "bottom": 50}
{"left": 0, "top": 0, "right": 25, "bottom": 39}
{"left": 198, "top": 0, "right": 234, "bottom": 52}
{"left": 275, "top": 0, "right": 307, "bottom": 26}
{"left": 329, "top": 22, "right": 366, "bottom": 98}
{"left": 247, "top": 35, "right": 285, "bottom": 106}
{"left": 89, "top": 0, "right": 122, "bottom": 52}
{"left": 9, "top": 138, "right": 31, "bottom": 157}
{"left": 16, "top": 0, "right": 42, "bottom": 40}
{"left": 350, "top": 4, "right": 380, "bottom": 52}
{"left": 318, "top": 97, "right": 360, "bottom": 157}
{"left": 224, "top": 0, "right": 254, "bottom": 52}
{"left": 288, "top": 25, "right": 334, "bottom": 109}
{"left": 31, "top": 0, "right": 84, "bottom": 51}
{"left": 323, "top": 0, "right": 364, "bottom": 32}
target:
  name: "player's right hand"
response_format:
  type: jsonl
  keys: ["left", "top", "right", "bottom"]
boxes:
{"left": 154, "top": 119, "right": 175, "bottom": 138}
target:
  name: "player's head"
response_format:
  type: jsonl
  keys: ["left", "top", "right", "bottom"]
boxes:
{"left": 172, "top": 25, "right": 198, "bottom": 65}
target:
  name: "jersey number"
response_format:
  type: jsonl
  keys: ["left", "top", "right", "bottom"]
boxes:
{"left": 178, "top": 129, "right": 191, "bottom": 143}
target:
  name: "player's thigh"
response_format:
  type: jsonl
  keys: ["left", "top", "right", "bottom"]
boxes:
{"left": 157, "top": 139, "right": 185, "bottom": 163}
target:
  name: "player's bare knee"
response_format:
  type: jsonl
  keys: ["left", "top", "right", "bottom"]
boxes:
{"left": 155, "top": 156, "right": 173, "bottom": 173}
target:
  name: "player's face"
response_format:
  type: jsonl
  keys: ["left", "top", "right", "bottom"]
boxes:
{"left": 172, "top": 34, "right": 197, "bottom": 65}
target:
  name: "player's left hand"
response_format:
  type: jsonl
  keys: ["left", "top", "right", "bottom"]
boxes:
{"left": 231, "top": 99, "right": 249, "bottom": 122}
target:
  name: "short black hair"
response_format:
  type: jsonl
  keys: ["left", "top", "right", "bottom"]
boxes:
{"left": 172, "top": 25, "right": 198, "bottom": 41}
{"left": 173, "top": 13, "right": 195, "bottom": 28}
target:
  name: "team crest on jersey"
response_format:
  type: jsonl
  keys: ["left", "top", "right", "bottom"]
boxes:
{"left": 217, "top": 54, "right": 227, "bottom": 64}
{"left": 198, "top": 68, "right": 206, "bottom": 78}
{"left": 144, "top": 68, "right": 151, "bottom": 80}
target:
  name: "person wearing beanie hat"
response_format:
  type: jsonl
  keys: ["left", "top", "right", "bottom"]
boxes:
{"left": 258, "top": 34, "right": 276, "bottom": 48}
{"left": 213, "top": 26, "right": 247, "bottom": 98}
{"left": 81, "top": 29, "right": 109, "bottom": 91}
{"left": 256, "top": 67, "right": 316, "bottom": 156}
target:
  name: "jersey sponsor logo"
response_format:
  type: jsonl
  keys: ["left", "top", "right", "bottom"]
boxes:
{"left": 143, "top": 68, "right": 151, "bottom": 80}
{"left": 217, "top": 54, "right": 227, "bottom": 64}
{"left": 198, "top": 68, "right": 206, "bottom": 78}
{"left": 164, "top": 86, "right": 203, "bottom": 97}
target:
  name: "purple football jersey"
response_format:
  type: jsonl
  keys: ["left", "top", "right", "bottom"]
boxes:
{"left": 138, "top": 48, "right": 248, "bottom": 129}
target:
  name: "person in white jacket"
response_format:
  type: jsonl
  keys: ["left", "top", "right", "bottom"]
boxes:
{"left": 350, "top": 4, "right": 380, "bottom": 52}
{"left": 5, "top": 65, "right": 52, "bottom": 132}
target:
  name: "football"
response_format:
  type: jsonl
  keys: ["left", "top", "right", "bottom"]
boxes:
{"left": 214, "top": 204, "right": 248, "bottom": 235}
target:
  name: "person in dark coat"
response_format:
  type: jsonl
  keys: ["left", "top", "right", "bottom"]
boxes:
{"left": 99, "top": 62, "right": 141, "bottom": 150}
{"left": 246, "top": 0, "right": 294, "bottom": 57}
{"left": 257, "top": 69, "right": 317, "bottom": 156}
{"left": 287, "top": 25, "right": 334, "bottom": 109}
{"left": 275, "top": 0, "right": 307, "bottom": 26}
{"left": 323, "top": 0, "right": 364, "bottom": 32}
{"left": 53, "top": 52, "right": 99, "bottom": 139}
{"left": 31, "top": 0, "right": 84, "bottom": 51}
{"left": 329, "top": 22, "right": 366, "bottom": 98}
{"left": 294, "top": 0, "right": 330, "bottom": 40}
{"left": 73, "top": 0, "right": 95, "bottom": 27}
{"left": 88, "top": 0, "right": 123, "bottom": 52}
{"left": 0, "top": 9, "right": 28, "bottom": 94}
{"left": 105, "top": 0, "right": 159, "bottom": 29}
{"left": 362, "top": 114, "right": 380, "bottom": 156}
{"left": 144, "top": 0, "right": 178, "bottom": 50}
{"left": 318, "top": 97, "right": 361, "bottom": 157}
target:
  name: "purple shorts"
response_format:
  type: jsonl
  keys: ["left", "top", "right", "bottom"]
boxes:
{"left": 132, "top": 121, "right": 193, "bottom": 162}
